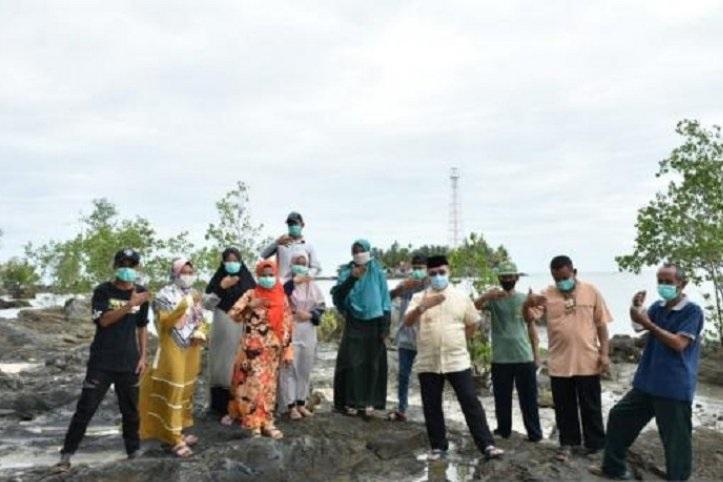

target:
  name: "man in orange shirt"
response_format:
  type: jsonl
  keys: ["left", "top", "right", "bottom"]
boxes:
{"left": 524, "top": 255, "right": 612, "bottom": 462}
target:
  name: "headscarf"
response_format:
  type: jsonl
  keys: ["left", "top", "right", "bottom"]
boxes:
{"left": 154, "top": 257, "right": 205, "bottom": 345}
{"left": 205, "top": 247, "right": 256, "bottom": 312}
{"left": 254, "top": 260, "right": 286, "bottom": 339}
{"left": 335, "top": 239, "right": 391, "bottom": 320}
{"left": 285, "top": 254, "right": 325, "bottom": 312}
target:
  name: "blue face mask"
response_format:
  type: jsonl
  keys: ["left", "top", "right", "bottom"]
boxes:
{"left": 224, "top": 261, "right": 241, "bottom": 274}
{"left": 292, "top": 264, "right": 309, "bottom": 276}
{"left": 116, "top": 267, "right": 137, "bottom": 283}
{"left": 556, "top": 278, "right": 575, "bottom": 292}
{"left": 430, "top": 274, "right": 449, "bottom": 291}
{"left": 288, "top": 224, "right": 303, "bottom": 238}
{"left": 657, "top": 283, "right": 679, "bottom": 301}
{"left": 258, "top": 276, "right": 277, "bottom": 289}
{"left": 411, "top": 269, "right": 426, "bottom": 280}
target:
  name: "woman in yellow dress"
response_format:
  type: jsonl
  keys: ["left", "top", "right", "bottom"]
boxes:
{"left": 139, "top": 258, "right": 207, "bottom": 458}
{"left": 223, "top": 260, "right": 293, "bottom": 439}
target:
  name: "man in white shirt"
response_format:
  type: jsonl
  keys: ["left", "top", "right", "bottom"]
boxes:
{"left": 405, "top": 255, "right": 503, "bottom": 460}
{"left": 260, "top": 211, "right": 321, "bottom": 281}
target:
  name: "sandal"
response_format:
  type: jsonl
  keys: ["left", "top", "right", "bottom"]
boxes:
{"left": 262, "top": 425, "right": 284, "bottom": 440}
{"left": 220, "top": 415, "right": 234, "bottom": 426}
{"left": 52, "top": 461, "right": 71, "bottom": 473}
{"left": 387, "top": 410, "right": 407, "bottom": 422}
{"left": 289, "top": 407, "right": 302, "bottom": 420}
{"left": 555, "top": 445, "right": 573, "bottom": 462}
{"left": 297, "top": 406, "right": 314, "bottom": 417}
{"left": 344, "top": 407, "right": 358, "bottom": 416}
{"left": 183, "top": 434, "right": 199, "bottom": 446}
{"left": 484, "top": 445, "right": 504, "bottom": 460}
{"left": 171, "top": 442, "right": 193, "bottom": 458}
{"left": 250, "top": 427, "right": 262, "bottom": 438}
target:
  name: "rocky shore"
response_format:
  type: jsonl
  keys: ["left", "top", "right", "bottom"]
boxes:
{"left": 0, "top": 301, "right": 722, "bottom": 481}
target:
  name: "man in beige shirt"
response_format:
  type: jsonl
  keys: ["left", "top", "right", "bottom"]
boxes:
{"left": 405, "top": 255, "right": 503, "bottom": 460}
{"left": 524, "top": 255, "right": 612, "bottom": 462}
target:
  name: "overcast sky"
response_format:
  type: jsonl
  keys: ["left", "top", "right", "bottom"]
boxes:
{"left": 1, "top": 1, "right": 721, "bottom": 274}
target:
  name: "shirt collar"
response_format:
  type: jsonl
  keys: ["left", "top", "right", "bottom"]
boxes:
{"left": 660, "top": 296, "right": 689, "bottom": 311}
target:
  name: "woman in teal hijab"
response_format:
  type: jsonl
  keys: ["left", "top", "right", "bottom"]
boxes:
{"left": 332, "top": 239, "right": 391, "bottom": 416}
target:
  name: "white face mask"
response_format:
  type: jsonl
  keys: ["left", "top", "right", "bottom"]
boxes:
{"left": 353, "top": 252, "right": 371, "bottom": 266}
{"left": 176, "top": 274, "right": 197, "bottom": 289}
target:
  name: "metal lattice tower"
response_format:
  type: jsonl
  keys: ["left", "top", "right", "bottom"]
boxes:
{"left": 449, "top": 167, "right": 461, "bottom": 247}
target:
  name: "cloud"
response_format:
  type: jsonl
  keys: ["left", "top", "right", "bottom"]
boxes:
{"left": 0, "top": 1, "right": 721, "bottom": 273}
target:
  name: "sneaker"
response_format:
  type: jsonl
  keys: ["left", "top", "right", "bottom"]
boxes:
{"left": 493, "top": 428, "right": 510, "bottom": 439}
{"left": 428, "top": 449, "right": 447, "bottom": 461}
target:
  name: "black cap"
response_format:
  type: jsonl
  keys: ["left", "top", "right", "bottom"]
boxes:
{"left": 427, "top": 255, "right": 449, "bottom": 269}
{"left": 411, "top": 254, "right": 427, "bottom": 265}
{"left": 286, "top": 211, "right": 303, "bottom": 224}
{"left": 113, "top": 248, "right": 141, "bottom": 267}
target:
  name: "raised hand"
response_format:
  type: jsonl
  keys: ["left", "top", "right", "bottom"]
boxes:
{"left": 632, "top": 290, "right": 646, "bottom": 308}
{"left": 220, "top": 276, "right": 240, "bottom": 289}
{"left": 277, "top": 234, "right": 294, "bottom": 246}
{"left": 421, "top": 292, "right": 446, "bottom": 309}
{"left": 129, "top": 290, "right": 150, "bottom": 307}
{"left": 351, "top": 264, "right": 367, "bottom": 279}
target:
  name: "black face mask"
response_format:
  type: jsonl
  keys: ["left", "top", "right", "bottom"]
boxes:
{"left": 500, "top": 280, "right": 517, "bottom": 292}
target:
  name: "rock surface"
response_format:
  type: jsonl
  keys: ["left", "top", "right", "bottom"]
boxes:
{"left": 0, "top": 305, "right": 722, "bottom": 481}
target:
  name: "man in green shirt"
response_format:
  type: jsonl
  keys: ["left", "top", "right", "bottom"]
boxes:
{"left": 475, "top": 261, "right": 542, "bottom": 442}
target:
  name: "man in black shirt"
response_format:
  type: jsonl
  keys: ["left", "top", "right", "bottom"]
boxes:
{"left": 56, "top": 248, "right": 150, "bottom": 470}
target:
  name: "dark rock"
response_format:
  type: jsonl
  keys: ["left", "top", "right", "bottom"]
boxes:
{"left": 0, "top": 299, "right": 31, "bottom": 309}
{"left": 698, "top": 345, "right": 723, "bottom": 387}
{"left": 64, "top": 296, "right": 90, "bottom": 321}
{"left": 609, "top": 334, "right": 644, "bottom": 363}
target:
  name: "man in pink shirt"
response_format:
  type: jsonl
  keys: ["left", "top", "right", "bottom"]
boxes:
{"left": 524, "top": 255, "right": 612, "bottom": 462}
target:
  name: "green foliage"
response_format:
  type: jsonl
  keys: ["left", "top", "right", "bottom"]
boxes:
{"left": 318, "top": 308, "right": 343, "bottom": 342}
{"left": 616, "top": 120, "right": 723, "bottom": 345}
{"left": 17, "top": 182, "right": 271, "bottom": 294}
{"left": 374, "top": 232, "right": 511, "bottom": 374}
{"left": 25, "top": 199, "right": 188, "bottom": 293}
{"left": 0, "top": 257, "right": 40, "bottom": 298}
{"left": 195, "top": 181, "right": 270, "bottom": 275}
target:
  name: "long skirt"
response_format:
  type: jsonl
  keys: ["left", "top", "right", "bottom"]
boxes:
{"left": 333, "top": 316, "right": 388, "bottom": 411}
{"left": 228, "top": 344, "right": 283, "bottom": 431}
{"left": 278, "top": 321, "right": 317, "bottom": 410}
{"left": 207, "top": 309, "right": 244, "bottom": 415}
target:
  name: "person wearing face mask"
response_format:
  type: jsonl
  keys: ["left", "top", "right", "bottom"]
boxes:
{"left": 278, "top": 254, "right": 326, "bottom": 420}
{"left": 405, "top": 255, "right": 504, "bottom": 461}
{"left": 139, "top": 258, "right": 208, "bottom": 458}
{"left": 260, "top": 211, "right": 322, "bottom": 281}
{"left": 204, "top": 248, "right": 256, "bottom": 419}
{"left": 332, "top": 239, "right": 392, "bottom": 417}
{"left": 523, "top": 255, "right": 612, "bottom": 463}
{"left": 387, "top": 253, "right": 428, "bottom": 422}
{"left": 56, "top": 249, "right": 150, "bottom": 472}
{"left": 593, "top": 263, "right": 704, "bottom": 481}
{"left": 225, "top": 260, "right": 293, "bottom": 439}
{"left": 474, "top": 261, "right": 542, "bottom": 443}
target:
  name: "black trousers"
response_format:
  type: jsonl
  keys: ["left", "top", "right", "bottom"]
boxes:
{"left": 209, "top": 386, "right": 231, "bottom": 416}
{"left": 550, "top": 375, "right": 605, "bottom": 450}
{"left": 491, "top": 362, "right": 542, "bottom": 441}
{"left": 603, "top": 389, "right": 693, "bottom": 481}
{"left": 419, "top": 369, "right": 495, "bottom": 452}
{"left": 61, "top": 369, "right": 140, "bottom": 456}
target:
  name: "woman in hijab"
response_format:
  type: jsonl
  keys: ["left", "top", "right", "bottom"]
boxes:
{"left": 278, "top": 254, "right": 326, "bottom": 420}
{"left": 224, "top": 260, "right": 293, "bottom": 439}
{"left": 204, "top": 248, "right": 256, "bottom": 419}
{"left": 139, "top": 258, "right": 208, "bottom": 458}
{"left": 332, "top": 239, "right": 392, "bottom": 417}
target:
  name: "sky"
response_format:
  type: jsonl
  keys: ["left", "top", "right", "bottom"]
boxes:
{"left": 1, "top": 0, "right": 722, "bottom": 274}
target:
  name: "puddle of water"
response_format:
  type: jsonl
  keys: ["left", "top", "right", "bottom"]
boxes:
{"left": 0, "top": 362, "right": 43, "bottom": 374}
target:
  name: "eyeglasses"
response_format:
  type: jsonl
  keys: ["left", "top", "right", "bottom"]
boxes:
{"left": 564, "top": 297, "right": 576, "bottom": 313}
{"left": 428, "top": 269, "right": 447, "bottom": 276}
